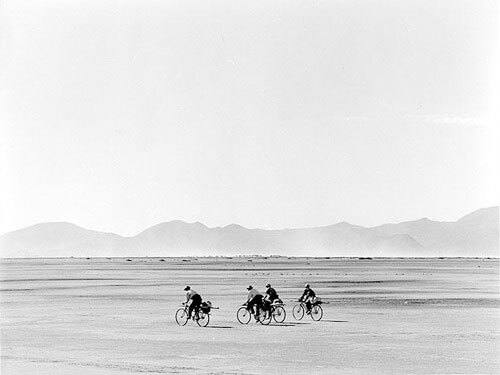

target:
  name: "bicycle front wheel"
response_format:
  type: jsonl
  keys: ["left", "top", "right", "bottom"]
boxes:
{"left": 237, "top": 306, "right": 251, "bottom": 324}
{"left": 311, "top": 304, "right": 323, "bottom": 321}
{"left": 272, "top": 305, "right": 286, "bottom": 323}
{"left": 292, "top": 304, "right": 304, "bottom": 320}
{"left": 259, "top": 309, "right": 271, "bottom": 325}
{"left": 196, "top": 311, "right": 210, "bottom": 327}
{"left": 175, "top": 308, "right": 189, "bottom": 326}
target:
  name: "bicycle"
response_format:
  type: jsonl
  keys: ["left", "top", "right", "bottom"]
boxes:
{"left": 175, "top": 302, "right": 210, "bottom": 327}
{"left": 265, "top": 299, "right": 287, "bottom": 323}
{"left": 292, "top": 299, "right": 323, "bottom": 321}
{"left": 236, "top": 303, "right": 272, "bottom": 325}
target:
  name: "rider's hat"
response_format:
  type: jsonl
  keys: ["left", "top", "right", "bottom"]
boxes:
{"left": 246, "top": 285, "right": 253, "bottom": 290}
{"left": 304, "top": 283, "right": 310, "bottom": 288}
{"left": 184, "top": 285, "right": 191, "bottom": 291}
{"left": 265, "top": 283, "right": 271, "bottom": 288}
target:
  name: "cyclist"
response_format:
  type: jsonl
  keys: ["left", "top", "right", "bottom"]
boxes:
{"left": 299, "top": 283, "right": 316, "bottom": 314}
{"left": 184, "top": 286, "right": 202, "bottom": 319}
{"left": 263, "top": 283, "right": 280, "bottom": 311}
{"left": 246, "top": 285, "right": 264, "bottom": 320}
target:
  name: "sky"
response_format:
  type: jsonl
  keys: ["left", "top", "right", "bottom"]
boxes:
{"left": 0, "top": 0, "right": 498, "bottom": 236}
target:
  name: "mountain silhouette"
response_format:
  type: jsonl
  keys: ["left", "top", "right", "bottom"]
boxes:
{"left": 0, "top": 207, "right": 497, "bottom": 258}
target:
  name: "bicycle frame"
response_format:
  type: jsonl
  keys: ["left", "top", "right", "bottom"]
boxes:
{"left": 176, "top": 302, "right": 210, "bottom": 327}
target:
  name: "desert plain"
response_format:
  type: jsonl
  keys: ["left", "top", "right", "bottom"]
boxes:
{"left": 1, "top": 257, "right": 499, "bottom": 374}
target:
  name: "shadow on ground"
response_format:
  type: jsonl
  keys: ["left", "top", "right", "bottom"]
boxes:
{"left": 322, "top": 320, "right": 348, "bottom": 323}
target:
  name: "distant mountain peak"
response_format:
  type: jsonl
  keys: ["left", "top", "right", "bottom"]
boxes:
{"left": 6, "top": 222, "right": 89, "bottom": 236}
{"left": 327, "top": 221, "right": 364, "bottom": 231}
{"left": 168, "top": 219, "right": 189, "bottom": 225}
{"left": 337, "top": 221, "right": 351, "bottom": 226}
{"left": 29, "top": 221, "right": 80, "bottom": 229}
{"left": 458, "top": 206, "right": 498, "bottom": 222}
{"left": 224, "top": 223, "right": 246, "bottom": 230}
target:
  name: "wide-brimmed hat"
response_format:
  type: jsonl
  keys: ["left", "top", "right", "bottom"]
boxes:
{"left": 265, "top": 283, "right": 271, "bottom": 288}
{"left": 184, "top": 286, "right": 191, "bottom": 291}
{"left": 246, "top": 285, "right": 253, "bottom": 290}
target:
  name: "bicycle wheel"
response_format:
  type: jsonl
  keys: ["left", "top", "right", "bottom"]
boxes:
{"left": 196, "top": 311, "right": 210, "bottom": 327}
{"left": 311, "top": 304, "right": 323, "bottom": 321}
{"left": 272, "top": 305, "right": 286, "bottom": 323}
{"left": 258, "top": 309, "right": 271, "bottom": 325}
{"left": 292, "top": 304, "right": 304, "bottom": 320}
{"left": 175, "top": 308, "right": 189, "bottom": 326}
{"left": 237, "top": 306, "right": 251, "bottom": 324}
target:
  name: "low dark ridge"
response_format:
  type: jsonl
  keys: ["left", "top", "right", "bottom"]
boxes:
{"left": 0, "top": 278, "right": 135, "bottom": 283}
{"left": 314, "top": 280, "right": 416, "bottom": 284}
{"left": 325, "top": 297, "right": 500, "bottom": 307}
{"left": 1, "top": 282, "right": 179, "bottom": 292}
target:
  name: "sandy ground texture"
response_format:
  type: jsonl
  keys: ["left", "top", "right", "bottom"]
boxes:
{"left": 1, "top": 257, "right": 499, "bottom": 374}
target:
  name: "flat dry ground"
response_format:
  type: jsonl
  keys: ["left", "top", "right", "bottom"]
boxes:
{"left": 1, "top": 257, "right": 499, "bottom": 374}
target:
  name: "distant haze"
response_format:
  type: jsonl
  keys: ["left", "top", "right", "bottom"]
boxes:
{"left": 0, "top": 1, "right": 498, "bottom": 238}
{"left": 1, "top": 207, "right": 497, "bottom": 258}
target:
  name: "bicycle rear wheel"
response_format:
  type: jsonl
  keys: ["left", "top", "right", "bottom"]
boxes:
{"left": 292, "top": 304, "right": 304, "bottom": 320}
{"left": 272, "top": 305, "right": 286, "bottom": 323}
{"left": 175, "top": 308, "right": 189, "bottom": 326}
{"left": 311, "top": 304, "right": 323, "bottom": 321}
{"left": 237, "top": 306, "right": 251, "bottom": 324}
{"left": 196, "top": 311, "right": 210, "bottom": 327}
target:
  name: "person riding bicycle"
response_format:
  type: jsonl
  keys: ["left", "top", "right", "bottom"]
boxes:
{"left": 263, "top": 283, "right": 280, "bottom": 311}
{"left": 184, "top": 286, "right": 202, "bottom": 319}
{"left": 299, "top": 283, "right": 316, "bottom": 314}
{"left": 246, "top": 285, "right": 264, "bottom": 320}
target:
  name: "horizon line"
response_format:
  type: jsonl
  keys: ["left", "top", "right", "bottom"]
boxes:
{"left": 1, "top": 256, "right": 498, "bottom": 260}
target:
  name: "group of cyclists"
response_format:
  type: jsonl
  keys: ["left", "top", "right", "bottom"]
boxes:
{"left": 182, "top": 283, "right": 318, "bottom": 321}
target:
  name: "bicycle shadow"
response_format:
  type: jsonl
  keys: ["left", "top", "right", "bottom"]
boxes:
{"left": 267, "top": 323, "right": 301, "bottom": 327}
{"left": 205, "top": 325, "right": 233, "bottom": 329}
{"left": 321, "top": 320, "right": 348, "bottom": 323}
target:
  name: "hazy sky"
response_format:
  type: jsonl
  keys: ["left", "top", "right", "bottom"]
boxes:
{"left": 0, "top": 0, "right": 498, "bottom": 236}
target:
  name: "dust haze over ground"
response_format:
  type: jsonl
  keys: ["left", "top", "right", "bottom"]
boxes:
{"left": 1, "top": 257, "right": 499, "bottom": 374}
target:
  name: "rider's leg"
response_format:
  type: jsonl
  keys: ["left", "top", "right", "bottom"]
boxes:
{"left": 192, "top": 295, "right": 202, "bottom": 319}
{"left": 255, "top": 296, "right": 263, "bottom": 317}
{"left": 188, "top": 301, "right": 194, "bottom": 318}
{"left": 247, "top": 299, "right": 255, "bottom": 315}
{"left": 264, "top": 299, "right": 270, "bottom": 311}
{"left": 306, "top": 299, "right": 312, "bottom": 313}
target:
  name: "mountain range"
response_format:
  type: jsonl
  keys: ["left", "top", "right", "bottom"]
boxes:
{"left": 0, "top": 207, "right": 498, "bottom": 258}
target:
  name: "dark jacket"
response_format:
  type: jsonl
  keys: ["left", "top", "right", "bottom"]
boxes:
{"left": 300, "top": 287, "right": 315, "bottom": 300}
{"left": 266, "top": 287, "right": 279, "bottom": 301}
